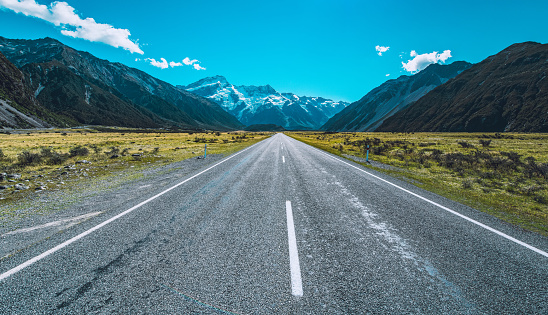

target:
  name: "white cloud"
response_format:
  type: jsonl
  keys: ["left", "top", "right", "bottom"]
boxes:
{"left": 0, "top": 0, "right": 143, "bottom": 54}
{"left": 401, "top": 50, "right": 452, "bottom": 73}
{"left": 375, "top": 45, "right": 390, "bottom": 56}
{"left": 386, "top": 74, "right": 390, "bottom": 77}
{"left": 183, "top": 57, "right": 198, "bottom": 65}
{"left": 146, "top": 58, "right": 168, "bottom": 69}
{"left": 145, "top": 57, "right": 205, "bottom": 70}
{"left": 193, "top": 63, "right": 206, "bottom": 71}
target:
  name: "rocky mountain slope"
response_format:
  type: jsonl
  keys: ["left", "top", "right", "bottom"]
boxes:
{"left": 377, "top": 42, "right": 548, "bottom": 132}
{"left": 321, "top": 61, "right": 472, "bottom": 132}
{"left": 181, "top": 76, "right": 348, "bottom": 130}
{"left": 0, "top": 52, "right": 72, "bottom": 128}
{"left": 0, "top": 37, "right": 243, "bottom": 130}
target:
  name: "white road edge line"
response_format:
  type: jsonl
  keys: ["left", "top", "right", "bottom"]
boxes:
{"left": 298, "top": 138, "right": 548, "bottom": 258}
{"left": 0, "top": 139, "right": 267, "bottom": 281}
{"left": 282, "top": 156, "right": 285, "bottom": 163}
{"left": 286, "top": 200, "right": 303, "bottom": 297}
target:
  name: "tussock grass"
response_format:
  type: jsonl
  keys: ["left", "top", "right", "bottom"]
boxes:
{"left": 287, "top": 131, "right": 548, "bottom": 236}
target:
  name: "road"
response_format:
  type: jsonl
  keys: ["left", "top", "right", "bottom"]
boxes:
{"left": 1, "top": 133, "right": 547, "bottom": 314}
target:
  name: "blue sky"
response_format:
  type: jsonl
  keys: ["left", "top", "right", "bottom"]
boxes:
{"left": 1, "top": 0, "right": 547, "bottom": 103}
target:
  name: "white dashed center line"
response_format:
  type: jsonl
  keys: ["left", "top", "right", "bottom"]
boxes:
{"left": 286, "top": 200, "right": 303, "bottom": 297}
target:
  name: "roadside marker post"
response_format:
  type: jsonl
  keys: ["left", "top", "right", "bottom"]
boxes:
{"left": 204, "top": 144, "right": 207, "bottom": 159}
{"left": 366, "top": 145, "right": 370, "bottom": 162}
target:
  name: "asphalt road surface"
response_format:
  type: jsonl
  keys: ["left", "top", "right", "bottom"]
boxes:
{"left": 1, "top": 133, "right": 547, "bottom": 314}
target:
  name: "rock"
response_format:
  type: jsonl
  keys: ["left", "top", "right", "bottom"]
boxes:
{"left": 0, "top": 185, "right": 8, "bottom": 190}
{"left": 131, "top": 153, "right": 142, "bottom": 157}
{"left": 35, "top": 186, "right": 47, "bottom": 191}
{"left": 76, "top": 160, "right": 92, "bottom": 164}
{"left": 110, "top": 154, "right": 119, "bottom": 159}
{"left": 7, "top": 174, "right": 21, "bottom": 179}
{"left": 64, "top": 165, "right": 76, "bottom": 169}
{"left": 61, "top": 171, "right": 68, "bottom": 175}
{"left": 14, "top": 184, "right": 29, "bottom": 190}
{"left": 0, "top": 173, "right": 6, "bottom": 181}
{"left": 8, "top": 179, "right": 16, "bottom": 183}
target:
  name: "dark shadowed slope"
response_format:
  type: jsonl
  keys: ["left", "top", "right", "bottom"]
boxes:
{"left": 0, "top": 52, "right": 73, "bottom": 128}
{"left": 378, "top": 42, "right": 548, "bottom": 132}
{"left": 321, "top": 61, "right": 471, "bottom": 132}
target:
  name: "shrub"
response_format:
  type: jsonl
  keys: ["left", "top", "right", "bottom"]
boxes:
{"left": 107, "top": 147, "right": 120, "bottom": 155}
{"left": 458, "top": 141, "right": 474, "bottom": 148}
{"left": 69, "top": 146, "right": 89, "bottom": 157}
{"left": 462, "top": 179, "right": 473, "bottom": 189}
{"left": 479, "top": 139, "right": 492, "bottom": 147}
{"left": 533, "top": 195, "right": 548, "bottom": 204}
{"left": 501, "top": 151, "right": 522, "bottom": 164}
{"left": 40, "top": 147, "right": 55, "bottom": 158}
{"left": 89, "top": 144, "right": 102, "bottom": 154}
{"left": 17, "top": 151, "right": 42, "bottom": 165}
{"left": 39, "top": 147, "right": 68, "bottom": 165}
{"left": 49, "top": 152, "right": 68, "bottom": 165}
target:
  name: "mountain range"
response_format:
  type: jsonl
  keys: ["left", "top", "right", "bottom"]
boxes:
{"left": 180, "top": 76, "right": 348, "bottom": 130}
{"left": 1, "top": 36, "right": 546, "bottom": 133}
{"left": 377, "top": 42, "right": 548, "bottom": 132}
{"left": 321, "top": 61, "right": 472, "bottom": 132}
{"left": 0, "top": 37, "right": 242, "bottom": 130}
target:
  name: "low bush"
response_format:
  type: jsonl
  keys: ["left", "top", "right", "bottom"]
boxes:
{"left": 69, "top": 146, "right": 89, "bottom": 157}
{"left": 17, "top": 151, "right": 42, "bottom": 166}
{"left": 479, "top": 139, "right": 492, "bottom": 147}
{"left": 458, "top": 141, "right": 474, "bottom": 148}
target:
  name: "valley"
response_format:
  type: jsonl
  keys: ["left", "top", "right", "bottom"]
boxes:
{"left": 1, "top": 0, "right": 547, "bottom": 312}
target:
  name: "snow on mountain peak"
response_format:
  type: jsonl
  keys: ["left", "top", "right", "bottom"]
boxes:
{"left": 184, "top": 75, "right": 229, "bottom": 90}
{"left": 185, "top": 76, "right": 348, "bottom": 130}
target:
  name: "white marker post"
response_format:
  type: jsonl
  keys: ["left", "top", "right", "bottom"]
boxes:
{"left": 204, "top": 143, "right": 207, "bottom": 159}
{"left": 366, "top": 145, "right": 370, "bottom": 162}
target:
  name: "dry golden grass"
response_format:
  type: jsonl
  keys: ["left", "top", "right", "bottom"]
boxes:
{"left": 0, "top": 128, "right": 270, "bottom": 205}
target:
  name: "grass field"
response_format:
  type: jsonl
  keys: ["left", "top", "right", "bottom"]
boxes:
{"left": 286, "top": 131, "right": 548, "bottom": 236}
{"left": 0, "top": 128, "right": 270, "bottom": 205}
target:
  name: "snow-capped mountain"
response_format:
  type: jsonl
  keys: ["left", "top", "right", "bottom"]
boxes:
{"left": 180, "top": 76, "right": 348, "bottom": 130}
